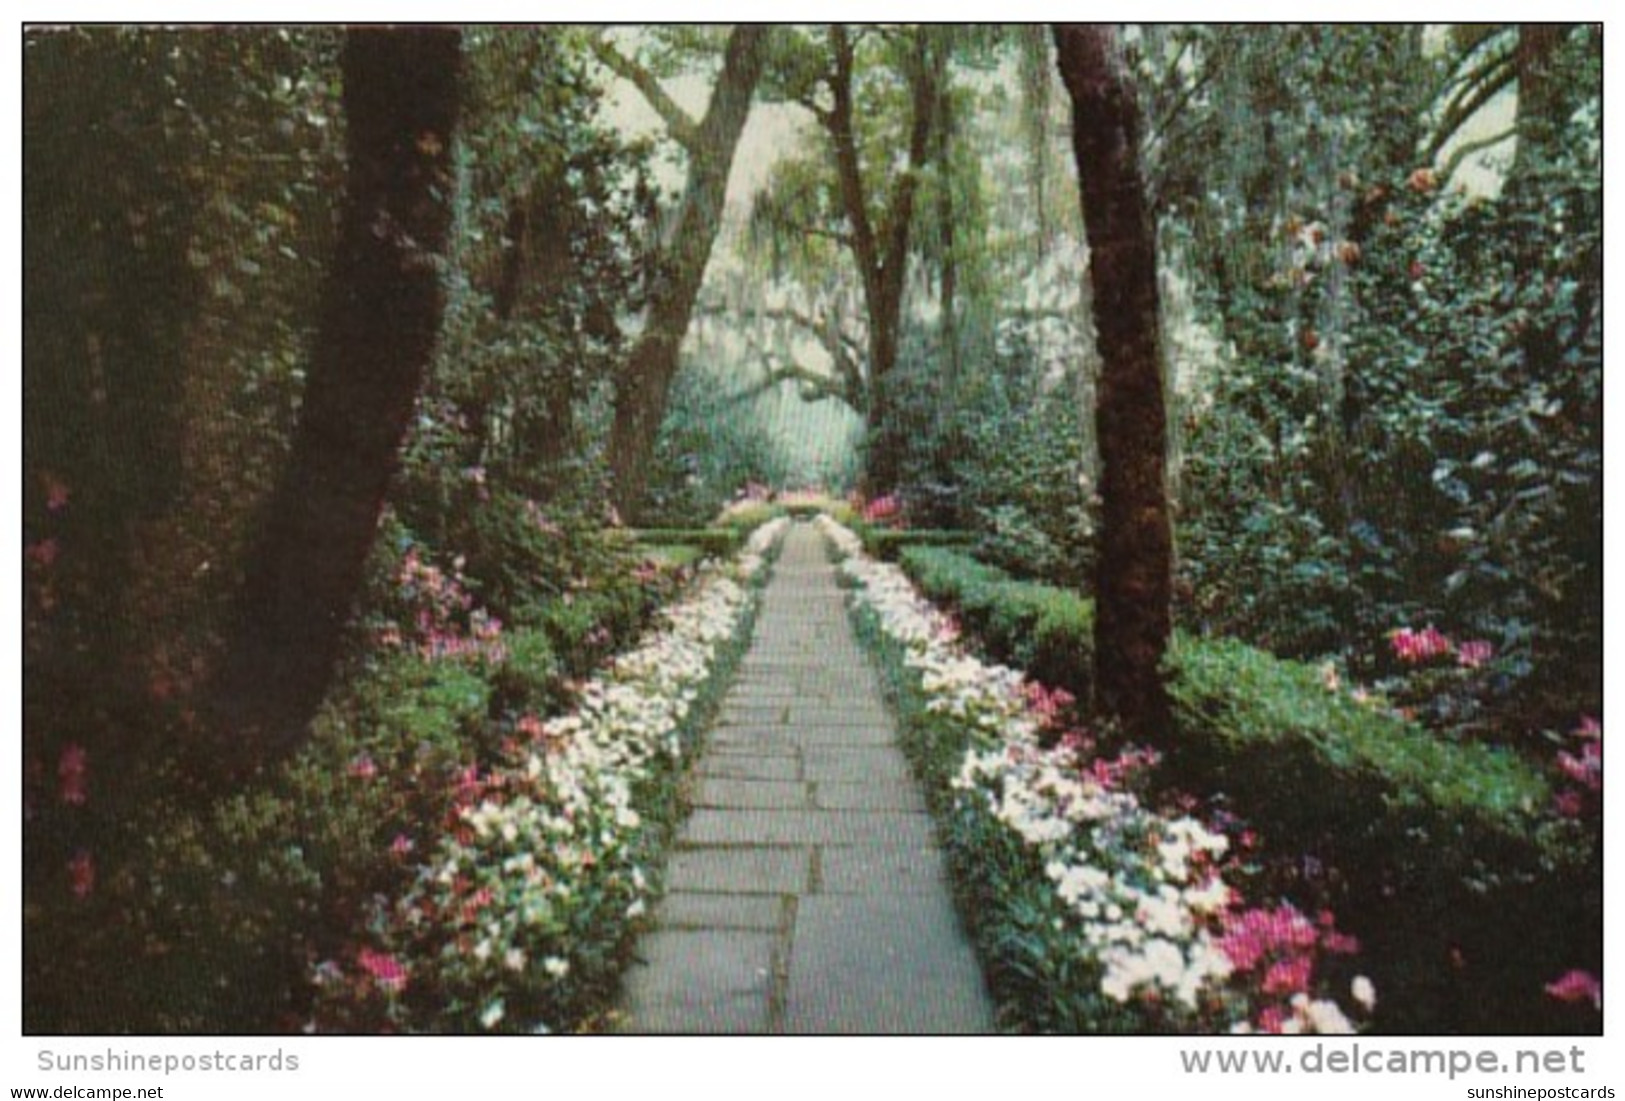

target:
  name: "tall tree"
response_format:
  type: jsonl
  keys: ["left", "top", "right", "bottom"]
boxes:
{"left": 210, "top": 27, "right": 463, "bottom": 772}
{"left": 600, "top": 25, "right": 770, "bottom": 519}
{"left": 1054, "top": 24, "right": 1172, "bottom": 738}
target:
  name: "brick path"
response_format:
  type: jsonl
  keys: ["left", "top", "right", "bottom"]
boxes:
{"left": 617, "top": 521, "right": 994, "bottom": 1033}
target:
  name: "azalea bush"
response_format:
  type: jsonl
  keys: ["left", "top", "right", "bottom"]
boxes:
{"left": 313, "top": 518, "right": 790, "bottom": 1033}
{"left": 822, "top": 516, "right": 1368, "bottom": 1035}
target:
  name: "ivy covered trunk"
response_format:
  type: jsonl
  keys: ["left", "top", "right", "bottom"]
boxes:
{"left": 1054, "top": 24, "right": 1173, "bottom": 738}
{"left": 211, "top": 27, "right": 463, "bottom": 773}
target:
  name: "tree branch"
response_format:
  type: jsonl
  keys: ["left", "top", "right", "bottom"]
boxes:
{"left": 592, "top": 37, "right": 701, "bottom": 151}
{"left": 1441, "top": 126, "right": 1516, "bottom": 180}
{"left": 1425, "top": 48, "right": 1518, "bottom": 163}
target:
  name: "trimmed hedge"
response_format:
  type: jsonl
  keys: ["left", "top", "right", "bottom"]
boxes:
{"left": 858, "top": 527, "right": 976, "bottom": 563}
{"left": 895, "top": 544, "right": 1595, "bottom": 1032}
{"left": 627, "top": 528, "right": 743, "bottom": 559}
{"left": 900, "top": 546, "right": 1095, "bottom": 704}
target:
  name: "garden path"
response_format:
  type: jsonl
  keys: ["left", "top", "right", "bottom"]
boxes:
{"left": 617, "top": 521, "right": 995, "bottom": 1033}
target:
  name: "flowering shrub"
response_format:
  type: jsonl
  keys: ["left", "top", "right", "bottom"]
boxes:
{"left": 821, "top": 516, "right": 1367, "bottom": 1034}
{"left": 314, "top": 518, "right": 790, "bottom": 1032}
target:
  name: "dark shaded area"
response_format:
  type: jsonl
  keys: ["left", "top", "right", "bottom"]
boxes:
{"left": 210, "top": 28, "right": 463, "bottom": 774}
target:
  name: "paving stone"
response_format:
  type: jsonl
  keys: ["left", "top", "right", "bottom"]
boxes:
{"left": 814, "top": 781, "right": 927, "bottom": 812}
{"left": 665, "top": 846, "right": 811, "bottom": 895}
{"left": 621, "top": 524, "right": 993, "bottom": 1034}
{"left": 619, "top": 929, "right": 777, "bottom": 1033}
{"left": 683, "top": 808, "right": 935, "bottom": 847}
{"left": 784, "top": 895, "right": 993, "bottom": 1033}
{"left": 659, "top": 892, "right": 785, "bottom": 931}
{"left": 818, "top": 844, "right": 947, "bottom": 894}
{"left": 787, "top": 721, "right": 896, "bottom": 747}
{"left": 706, "top": 729, "right": 799, "bottom": 756}
{"left": 694, "top": 777, "right": 814, "bottom": 809}
{"left": 697, "top": 754, "right": 801, "bottom": 781}
{"left": 801, "top": 746, "right": 915, "bottom": 783}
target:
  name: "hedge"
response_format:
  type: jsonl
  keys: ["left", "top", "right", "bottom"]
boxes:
{"left": 857, "top": 527, "right": 976, "bottom": 563}
{"left": 626, "top": 528, "right": 742, "bottom": 560}
{"left": 895, "top": 544, "right": 1595, "bottom": 1031}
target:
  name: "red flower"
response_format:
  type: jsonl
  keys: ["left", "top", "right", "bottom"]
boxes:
{"left": 357, "top": 947, "right": 408, "bottom": 994}
{"left": 1390, "top": 625, "right": 1452, "bottom": 663}
{"left": 1553, "top": 790, "right": 1584, "bottom": 818}
{"left": 43, "top": 472, "right": 71, "bottom": 512}
{"left": 69, "top": 850, "right": 95, "bottom": 900}
{"left": 348, "top": 754, "right": 378, "bottom": 781}
{"left": 58, "top": 743, "right": 88, "bottom": 806}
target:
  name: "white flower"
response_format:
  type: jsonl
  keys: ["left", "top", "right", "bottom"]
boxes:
{"left": 504, "top": 948, "right": 527, "bottom": 973}
{"left": 543, "top": 956, "right": 570, "bottom": 979}
{"left": 1351, "top": 975, "right": 1377, "bottom": 1011}
{"left": 480, "top": 999, "right": 505, "bottom": 1029}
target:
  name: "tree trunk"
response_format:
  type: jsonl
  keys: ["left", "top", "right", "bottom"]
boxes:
{"left": 824, "top": 24, "right": 939, "bottom": 497}
{"left": 210, "top": 27, "right": 462, "bottom": 774}
{"left": 1054, "top": 24, "right": 1173, "bottom": 739}
{"left": 607, "top": 26, "right": 769, "bottom": 521}
{"left": 1510, "top": 24, "right": 1572, "bottom": 183}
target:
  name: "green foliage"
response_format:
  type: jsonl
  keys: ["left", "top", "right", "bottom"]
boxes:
{"left": 858, "top": 527, "right": 974, "bottom": 562}
{"left": 891, "top": 322, "right": 1097, "bottom": 587}
{"left": 1166, "top": 637, "right": 1594, "bottom": 1032}
{"left": 642, "top": 362, "right": 795, "bottom": 527}
{"left": 627, "top": 528, "right": 744, "bottom": 559}
{"left": 901, "top": 547, "right": 1096, "bottom": 707}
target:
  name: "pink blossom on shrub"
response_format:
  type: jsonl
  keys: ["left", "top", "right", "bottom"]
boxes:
{"left": 1556, "top": 741, "right": 1601, "bottom": 791}
{"left": 68, "top": 850, "right": 94, "bottom": 900}
{"left": 348, "top": 754, "right": 378, "bottom": 781}
{"left": 58, "top": 743, "right": 87, "bottom": 806}
{"left": 1389, "top": 625, "right": 1452, "bottom": 663}
{"left": 1455, "top": 640, "right": 1494, "bottom": 668}
{"left": 860, "top": 494, "right": 902, "bottom": 526}
{"left": 1544, "top": 969, "right": 1600, "bottom": 1009}
{"left": 43, "top": 471, "right": 71, "bottom": 512}
{"left": 357, "top": 947, "right": 408, "bottom": 994}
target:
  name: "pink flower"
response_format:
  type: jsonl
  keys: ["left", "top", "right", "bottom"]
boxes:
{"left": 861, "top": 494, "right": 902, "bottom": 525}
{"left": 348, "top": 753, "right": 378, "bottom": 781}
{"left": 1557, "top": 741, "right": 1601, "bottom": 791}
{"left": 390, "top": 833, "right": 415, "bottom": 857}
{"left": 1553, "top": 790, "right": 1585, "bottom": 818}
{"left": 43, "top": 472, "right": 71, "bottom": 512}
{"left": 58, "top": 743, "right": 88, "bottom": 806}
{"left": 26, "top": 539, "right": 60, "bottom": 568}
{"left": 68, "top": 850, "right": 94, "bottom": 900}
{"left": 1575, "top": 716, "right": 1601, "bottom": 741}
{"left": 357, "top": 947, "right": 408, "bottom": 994}
{"left": 1263, "top": 956, "right": 1313, "bottom": 995}
{"left": 1455, "top": 640, "right": 1494, "bottom": 669}
{"left": 1257, "top": 1005, "right": 1288, "bottom": 1034}
{"left": 1545, "top": 970, "right": 1601, "bottom": 1009}
{"left": 1390, "top": 625, "right": 1452, "bottom": 663}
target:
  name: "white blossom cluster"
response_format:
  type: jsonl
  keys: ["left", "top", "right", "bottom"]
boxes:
{"left": 387, "top": 517, "right": 791, "bottom": 1031}
{"left": 818, "top": 516, "right": 1355, "bottom": 1030}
